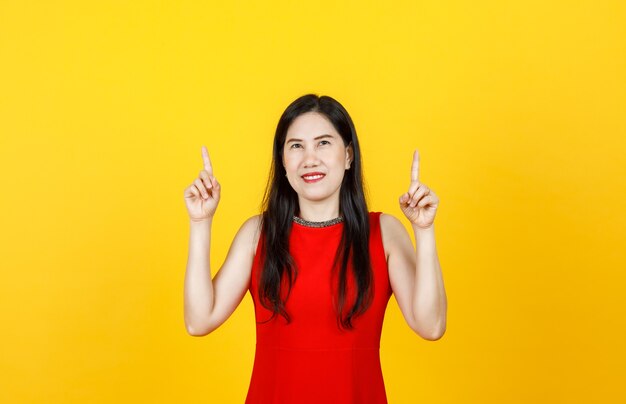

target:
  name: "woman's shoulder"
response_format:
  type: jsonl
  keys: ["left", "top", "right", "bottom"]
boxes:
{"left": 242, "top": 213, "right": 263, "bottom": 228}
{"left": 370, "top": 211, "right": 404, "bottom": 229}
{"left": 236, "top": 214, "right": 263, "bottom": 255}
{"left": 374, "top": 212, "right": 409, "bottom": 258}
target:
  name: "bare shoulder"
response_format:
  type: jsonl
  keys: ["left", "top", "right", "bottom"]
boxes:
{"left": 378, "top": 213, "right": 410, "bottom": 259}
{"left": 238, "top": 214, "right": 263, "bottom": 256}
{"left": 239, "top": 214, "right": 263, "bottom": 251}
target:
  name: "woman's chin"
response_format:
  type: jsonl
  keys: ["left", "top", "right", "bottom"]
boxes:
{"left": 297, "top": 190, "right": 340, "bottom": 203}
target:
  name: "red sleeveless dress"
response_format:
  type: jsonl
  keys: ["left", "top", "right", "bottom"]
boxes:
{"left": 246, "top": 211, "right": 392, "bottom": 403}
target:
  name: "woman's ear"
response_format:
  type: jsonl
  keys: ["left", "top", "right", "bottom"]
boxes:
{"left": 345, "top": 142, "right": 354, "bottom": 169}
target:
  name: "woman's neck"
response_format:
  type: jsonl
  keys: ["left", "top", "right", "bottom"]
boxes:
{"left": 296, "top": 200, "right": 341, "bottom": 222}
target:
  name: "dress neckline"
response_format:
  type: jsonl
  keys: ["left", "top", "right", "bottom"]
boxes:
{"left": 292, "top": 215, "right": 344, "bottom": 228}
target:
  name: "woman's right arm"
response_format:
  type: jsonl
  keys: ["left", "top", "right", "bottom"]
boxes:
{"left": 184, "top": 215, "right": 260, "bottom": 336}
{"left": 182, "top": 146, "right": 261, "bottom": 336}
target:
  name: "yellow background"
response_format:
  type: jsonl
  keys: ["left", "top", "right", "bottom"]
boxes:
{"left": 1, "top": 1, "right": 625, "bottom": 402}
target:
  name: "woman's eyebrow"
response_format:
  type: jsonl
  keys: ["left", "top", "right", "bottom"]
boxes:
{"left": 286, "top": 134, "right": 334, "bottom": 144}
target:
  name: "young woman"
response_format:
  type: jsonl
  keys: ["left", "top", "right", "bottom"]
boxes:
{"left": 183, "top": 94, "right": 447, "bottom": 403}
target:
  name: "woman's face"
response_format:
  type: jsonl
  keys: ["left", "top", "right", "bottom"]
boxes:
{"left": 282, "top": 111, "right": 353, "bottom": 205}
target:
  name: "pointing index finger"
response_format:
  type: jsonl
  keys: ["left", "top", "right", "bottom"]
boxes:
{"left": 201, "top": 145, "right": 213, "bottom": 175}
{"left": 411, "top": 149, "right": 420, "bottom": 183}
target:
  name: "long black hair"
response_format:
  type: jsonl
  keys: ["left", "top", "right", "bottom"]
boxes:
{"left": 258, "top": 93, "right": 373, "bottom": 330}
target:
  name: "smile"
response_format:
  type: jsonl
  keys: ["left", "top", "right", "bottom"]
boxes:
{"left": 301, "top": 174, "right": 325, "bottom": 183}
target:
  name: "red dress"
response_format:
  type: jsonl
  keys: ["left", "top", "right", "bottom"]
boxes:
{"left": 246, "top": 211, "right": 392, "bottom": 404}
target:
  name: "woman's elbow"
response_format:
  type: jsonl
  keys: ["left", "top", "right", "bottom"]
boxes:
{"left": 187, "top": 325, "right": 208, "bottom": 336}
{"left": 410, "top": 323, "right": 446, "bottom": 341}
{"left": 185, "top": 319, "right": 218, "bottom": 336}
{"left": 422, "top": 327, "right": 446, "bottom": 341}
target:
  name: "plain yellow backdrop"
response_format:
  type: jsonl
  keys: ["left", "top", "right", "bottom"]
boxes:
{"left": 1, "top": 1, "right": 625, "bottom": 402}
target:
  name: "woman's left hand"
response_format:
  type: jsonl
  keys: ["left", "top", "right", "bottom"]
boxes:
{"left": 399, "top": 149, "right": 440, "bottom": 229}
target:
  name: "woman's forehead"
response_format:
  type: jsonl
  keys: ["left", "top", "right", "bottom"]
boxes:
{"left": 286, "top": 112, "right": 338, "bottom": 140}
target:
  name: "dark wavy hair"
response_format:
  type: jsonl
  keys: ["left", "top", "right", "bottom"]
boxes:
{"left": 257, "top": 93, "right": 374, "bottom": 330}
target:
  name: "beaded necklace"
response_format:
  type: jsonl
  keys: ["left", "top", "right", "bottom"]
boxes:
{"left": 292, "top": 215, "right": 344, "bottom": 228}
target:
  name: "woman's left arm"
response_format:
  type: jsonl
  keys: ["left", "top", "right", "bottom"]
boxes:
{"left": 412, "top": 224, "right": 447, "bottom": 340}
{"left": 383, "top": 149, "right": 447, "bottom": 340}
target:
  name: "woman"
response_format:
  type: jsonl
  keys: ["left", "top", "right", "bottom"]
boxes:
{"left": 183, "top": 94, "right": 447, "bottom": 403}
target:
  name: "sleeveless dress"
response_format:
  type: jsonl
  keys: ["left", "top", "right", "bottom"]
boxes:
{"left": 245, "top": 211, "right": 392, "bottom": 404}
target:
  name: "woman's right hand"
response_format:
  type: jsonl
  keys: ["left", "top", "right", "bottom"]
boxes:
{"left": 184, "top": 145, "right": 221, "bottom": 222}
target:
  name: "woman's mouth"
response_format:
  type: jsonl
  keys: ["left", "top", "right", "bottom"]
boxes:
{"left": 301, "top": 173, "right": 325, "bottom": 183}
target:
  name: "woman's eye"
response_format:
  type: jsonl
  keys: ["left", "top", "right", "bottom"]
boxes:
{"left": 289, "top": 140, "right": 329, "bottom": 149}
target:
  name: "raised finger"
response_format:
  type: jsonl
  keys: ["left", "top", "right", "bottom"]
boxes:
{"left": 201, "top": 145, "right": 213, "bottom": 175}
{"left": 407, "top": 180, "right": 421, "bottom": 197}
{"left": 410, "top": 149, "right": 420, "bottom": 183}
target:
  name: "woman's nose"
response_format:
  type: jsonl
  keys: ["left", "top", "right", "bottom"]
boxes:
{"left": 303, "top": 148, "right": 320, "bottom": 167}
